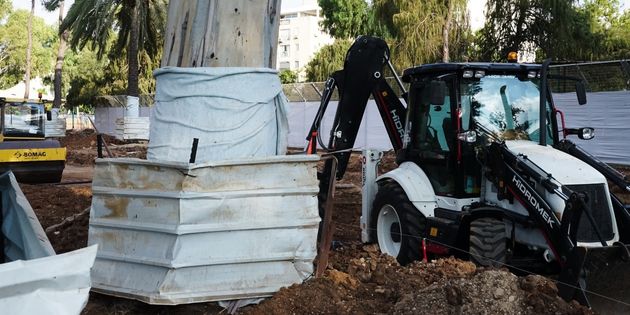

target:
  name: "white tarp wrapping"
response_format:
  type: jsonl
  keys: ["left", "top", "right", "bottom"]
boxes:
{"left": 0, "top": 246, "right": 97, "bottom": 315}
{"left": 553, "top": 91, "right": 630, "bottom": 166}
{"left": 1, "top": 172, "right": 54, "bottom": 260}
{"left": 0, "top": 171, "right": 97, "bottom": 315}
{"left": 148, "top": 67, "right": 289, "bottom": 163}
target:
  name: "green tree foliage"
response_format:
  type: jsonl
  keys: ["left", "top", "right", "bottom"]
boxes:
{"left": 476, "top": 0, "right": 630, "bottom": 62}
{"left": 477, "top": 0, "right": 579, "bottom": 61}
{"left": 305, "top": 39, "right": 352, "bottom": 82}
{"left": 62, "top": 41, "right": 159, "bottom": 107}
{"left": 376, "top": 0, "right": 470, "bottom": 68}
{"left": 319, "top": 0, "right": 371, "bottom": 39}
{"left": 312, "top": 0, "right": 471, "bottom": 81}
{"left": 0, "top": 0, "right": 10, "bottom": 20}
{"left": 0, "top": 10, "right": 56, "bottom": 89}
{"left": 61, "top": 0, "right": 167, "bottom": 97}
{"left": 279, "top": 69, "right": 298, "bottom": 84}
{"left": 573, "top": 0, "right": 630, "bottom": 60}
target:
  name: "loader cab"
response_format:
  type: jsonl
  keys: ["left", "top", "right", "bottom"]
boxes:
{"left": 400, "top": 63, "right": 560, "bottom": 198}
{"left": 0, "top": 99, "right": 46, "bottom": 141}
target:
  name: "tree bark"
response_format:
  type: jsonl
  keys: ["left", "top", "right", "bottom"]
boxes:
{"left": 127, "top": 0, "right": 140, "bottom": 97}
{"left": 442, "top": 0, "right": 454, "bottom": 63}
{"left": 24, "top": 0, "right": 35, "bottom": 99}
{"left": 161, "top": 0, "right": 281, "bottom": 68}
{"left": 54, "top": 0, "right": 68, "bottom": 108}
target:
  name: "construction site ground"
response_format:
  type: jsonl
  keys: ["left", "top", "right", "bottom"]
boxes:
{"left": 23, "top": 129, "right": 629, "bottom": 314}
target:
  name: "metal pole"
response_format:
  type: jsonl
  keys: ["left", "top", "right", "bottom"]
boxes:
{"left": 97, "top": 134, "right": 103, "bottom": 158}
{"left": 539, "top": 59, "right": 551, "bottom": 146}
{"left": 316, "top": 155, "right": 338, "bottom": 277}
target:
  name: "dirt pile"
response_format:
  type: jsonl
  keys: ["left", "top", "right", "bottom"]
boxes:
{"left": 61, "top": 129, "right": 147, "bottom": 165}
{"left": 246, "top": 245, "right": 592, "bottom": 315}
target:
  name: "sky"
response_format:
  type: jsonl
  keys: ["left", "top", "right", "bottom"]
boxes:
{"left": 12, "top": 0, "right": 630, "bottom": 30}
{"left": 11, "top": 0, "right": 73, "bottom": 25}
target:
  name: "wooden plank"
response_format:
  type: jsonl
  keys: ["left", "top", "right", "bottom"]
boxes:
{"left": 162, "top": 0, "right": 281, "bottom": 68}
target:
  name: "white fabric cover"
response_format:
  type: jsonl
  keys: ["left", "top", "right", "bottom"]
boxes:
{"left": 1, "top": 171, "right": 55, "bottom": 261}
{"left": 554, "top": 91, "right": 630, "bottom": 166}
{"left": 148, "top": 67, "right": 289, "bottom": 163}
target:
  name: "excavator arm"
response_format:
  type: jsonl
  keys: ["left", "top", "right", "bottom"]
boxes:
{"left": 305, "top": 36, "right": 407, "bottom": 179}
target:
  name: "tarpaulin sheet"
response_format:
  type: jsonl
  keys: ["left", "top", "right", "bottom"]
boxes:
{"left": 0, "top": 246, "right": 97, "bottom": 315}
{"left": 287, "top": 92, "right": 629, "bottom": 165}
{"left": 553, "top": 91, "right": 630, "bottom": 165}
{"left": 0, "top": 171, "right": 97, "bottom": 315}
{"left": 148, "top": 67, "right": 289, "bottom": 163}
{"left": 0, "top": 171, "right": 54, "bottom": 261}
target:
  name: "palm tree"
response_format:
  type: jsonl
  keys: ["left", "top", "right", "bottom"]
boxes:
{"left": 24, "top": 0, "right": 34, "bottom": 99}
{"left": 60, "top": 0, "right": 167, "bottom": 98}
{"left": 43, "top": 0, "right": 68, "bottom": 108}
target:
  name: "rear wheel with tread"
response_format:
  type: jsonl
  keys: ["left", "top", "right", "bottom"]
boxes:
{"left": 469, "top": 217, "right": 507, "bottom": 267}
{"left": 372, "top": 180, "right": 426, "bottom": 265}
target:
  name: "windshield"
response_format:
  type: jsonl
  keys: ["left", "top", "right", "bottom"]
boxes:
{"left": 2, "top": 102, "right": 45, "bottom": 138}
{"left": 460, "top": 75, "right": 554, "bottom": 144}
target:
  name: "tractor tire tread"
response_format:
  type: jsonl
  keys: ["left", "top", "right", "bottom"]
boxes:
{"left": 469, "top": 217, "right": 506, "bottom": 267}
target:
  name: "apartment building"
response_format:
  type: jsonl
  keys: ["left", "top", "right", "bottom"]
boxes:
{"left": 276, "top": 0, "right": 334, "bottom": 81}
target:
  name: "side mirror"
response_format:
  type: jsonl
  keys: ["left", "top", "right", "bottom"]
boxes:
{"left": 429, "top": 80, "right": 446, "bottom": 105}
{"left": 565, "top": 127, "right": 594, "bottom": 140}
{"left": 46, "top": 110, "right": 52, "bottom": 121}
{"left": 575, "top": 81, "right": 587, "bottom": 105}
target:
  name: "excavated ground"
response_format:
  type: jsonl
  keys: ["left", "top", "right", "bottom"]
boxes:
{"left": 21, "top": 129, "right": 629, "bottom": 314}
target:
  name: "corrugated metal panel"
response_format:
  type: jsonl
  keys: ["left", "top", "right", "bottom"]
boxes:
{"left": 89, "top": 155, "right": 320, "bottom": 304}
{"left": 115, "top": 117, "right": 150, "bottom": 140}
{"left": 44, "top": 117, "right": 66, "bottom": 138}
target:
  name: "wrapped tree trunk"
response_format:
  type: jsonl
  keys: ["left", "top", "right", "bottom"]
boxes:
{"left": 161, "top": 0, "right": 281, "bottom": 68}
{"left": 150, "top": 0, "right": 287, "bottom": 162}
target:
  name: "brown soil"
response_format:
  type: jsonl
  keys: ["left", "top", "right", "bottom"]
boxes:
{"left": 61, "top": 129, "right": 147, "bottom": 165}
{"left": 19, "top": 131, "right": 629, "bottom": 314}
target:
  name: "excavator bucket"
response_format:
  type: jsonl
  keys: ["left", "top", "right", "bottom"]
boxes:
{"left": 558, "top": 244, "right": 630, "bottom": 314}
{"left": 0, "top": 140, "right": 66, "bottom": 184}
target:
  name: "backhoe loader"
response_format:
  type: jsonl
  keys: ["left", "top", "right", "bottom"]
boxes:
{"left": 306, "top": 36, "right": 630, "bottom": 312}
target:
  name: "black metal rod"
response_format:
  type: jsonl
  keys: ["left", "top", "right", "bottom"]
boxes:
{"left": 539, "top": 59, "right": 552, "bottom": 146}
{"left": 97, "top": 134, "right": 103, "bottom": 158}
{"left": 189, "top": 138, "right": 199, "bottom": 163}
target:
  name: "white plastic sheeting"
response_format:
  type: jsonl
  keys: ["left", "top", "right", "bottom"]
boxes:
{"left": 88, "top": 155, "right": 320, "bottom": 304}
{"left": 287, "top": 100, "right": 394, "bottom": 152}
{"left": 0, "top": 171, "right": 97, "bottom": 315}
{"left": 554, "top": 91, "right": 630, "bottom": 165}
{"left": 1, "top": 171, "right": 54, "bottom": 260}
{"left": 148, "top": 67, "right": 289, "bottom": 163}
{"left": 0, "top": 246, "right": 97, "bottom": 315}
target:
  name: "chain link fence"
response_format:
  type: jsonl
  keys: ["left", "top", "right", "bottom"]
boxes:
{"left": 550, "top": 60, "right": 630, "bottom": 93}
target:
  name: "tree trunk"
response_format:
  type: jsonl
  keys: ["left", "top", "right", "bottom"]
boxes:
{"left": 442, "top": 0, "right": 454, "bottom": 63}
{"left": 24, "top": 0, "right": 35, "bottom": 99}
{"left": 54, "top": 0, "right": 67, "bottom": 108}
{"left": 127, "top": 0, "right": 140, "bottom": 97}
{"left": 161, "top": 0, "right": 281, "bottom": 68}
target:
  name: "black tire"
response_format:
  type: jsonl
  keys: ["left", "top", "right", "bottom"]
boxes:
{"left": 469, "top": 217, "right": 507, "bottom": 267}
{"left": 371, "top": 180, "right": 426, "bottom": 265}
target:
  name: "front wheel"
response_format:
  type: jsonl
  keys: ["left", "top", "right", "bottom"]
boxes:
{"left": 469, "top": 217, "right": 507, "bottom": 267}
{"left": 372, "top": 180, "right": 426, "bottom": 265}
